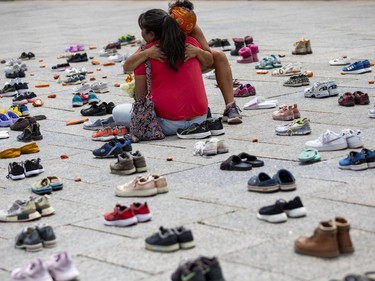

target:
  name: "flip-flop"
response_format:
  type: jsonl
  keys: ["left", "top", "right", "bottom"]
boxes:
{"left": 47, "top": 176, "right": 63, "bottom": 191}
{"left": 237, "top": 152, "right": 264, "bottom": 167}
{"left": 220, "top": 155, "right": 252, "bottom": 171}
{"left": 298, "top": 148, "right": 320, "bottom": 162}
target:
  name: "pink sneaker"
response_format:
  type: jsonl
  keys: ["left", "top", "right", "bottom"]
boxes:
{"left": 11, "top": 259, "right": 52, "bottom": 281}
{"left": 272, "top": 105, "right": 294, "bottom": 121}
{"left": 45, "top": 252, "right": 79, "bottom": 281}
{"left": 292, "top": 104, "right": 301, "bottom": 119}
{"left": 233, "top": 84, "right": 249, "bottom": 97}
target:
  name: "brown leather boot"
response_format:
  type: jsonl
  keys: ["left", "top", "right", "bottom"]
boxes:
{"left": 335, "top": 217, "right": 354, "bottom": 254}
{"left": 295, "top": 221, "right": 340, "bottom": 258}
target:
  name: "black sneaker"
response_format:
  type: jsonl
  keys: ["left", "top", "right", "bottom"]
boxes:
{"left": 6, "top": 70, "right": 26, "bottom": 79}
{"left": 206, "top": 118, "right": 225, "bottom": 136}
{"left": 51, "top": 63, "right": 71, "bottom": 71}
{"left": 80, "top": 102, "right": 108, "bottom": 116}
{"left": 25, "top": 91, "right": 37, "bottom": 102}
{"left": 171, "top": 260, "right": 205, "bottom": 281}
{"left": 67, "top": 53, "right": 88, "bottom": 63}
{"left": 208, "top": 38, "right": 223, "bottom": 49}
{"left": 257, "top": 200, "right": 287, "bottom": 223}
{"left": 283, "top": 196, "right": 307, "bottom": 218}
{"left": 172, "top": 226, "right": 195, "bottom": 249}
{"left": 24, "top": 158, "right": 44, "bottom": 177}
{"left": 7, "top": 162, "right": 25, "bottom": 180}
{"left": 1, "top": 84, "right": 17, "bottom": 97}
{"left": 177, "top": 122, "right": 211, "bottom": 139}
{"left": 106, "top": 102, "right": 115, "bottom": 114}
{"left": 14, "top": 82, "right": 29, "bottom": 94}
{"left": 15, "top": 227, "right": 43, "bottom": 252}
{"left": 145, "top": 226, "right": 179, "bottom": 252}
{"left": 12, "top": 93, "right": 28, "bottom": 105}
{"left": 36, "top": 224, "right": 57, "bottom": 247}
{"left": 198, "top": 256, "right": 226, "bottom": 281}
{"left": 222, "top": 102, "right": 242, "bottom": 124}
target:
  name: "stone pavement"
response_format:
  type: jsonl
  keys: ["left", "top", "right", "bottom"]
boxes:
{"left": 0, "top": 1, "right": 375, "bottom": 280}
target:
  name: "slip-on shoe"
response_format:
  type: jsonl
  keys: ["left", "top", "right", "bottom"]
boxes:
{"left": 237, "top": 152, "right": 264, "bottom": 167}
{"left": 273, "top": 169, "right": 296, "bottom": 191}
{"left": 247, "top": 172, "right": 279, "bottom": 193}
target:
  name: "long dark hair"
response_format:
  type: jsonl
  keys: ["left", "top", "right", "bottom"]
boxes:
{"left": 138, "top": 9, "right": 186, "bottom": 71}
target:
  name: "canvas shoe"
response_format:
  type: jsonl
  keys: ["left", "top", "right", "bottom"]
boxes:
{"left": 305, "top": 130, "right": 347, "bottom": 151}
{"left": 338, "top": 151, "right": 368, "bottom": 171}
{"left": 329, "top": 56, "right": 351, "bottom": 66}
{"left": 7, "top": 161, "right": 25, "bottom": 180}
{"left": 110, "top": 152, "right": 136, "bottom": 175}
{"left": 15, "top": 227, "right": 43, "bottom": 252}
{"left": 222, "top": 101, "right": 242, "bottom": 124}
{"left": 130, "top": 202, "right": 152, "bottom": 222}
{"left": 275, "top": 118, "right": 311, "bottom": 136}
{"left": 145, "top": 226, "right": 180, "bottom": 252}
{"left": 44, "top": 252, "right": 80, "bottom": 281}
{"left": 341, "top": 60, "right": 370, "bottom": 74}
{"left": 104, "top": 204, "right": 138, "bottom": 226}
{"left": 11, "top": 258, "right": 53, "bottom": 281}
{"left": 115, "top": 175, "right": 157, "bottom": 197}
{"left": 0, "top": 198, "right": 41, "bottom": 222}
{"left": 177, "top": 122, "right": 211, "bottom": 139}
{"left": 341, "top": 128, "right": 363, "bottom": 148}
{"left": 304, "top": 82, "right": 329, "bottom": 98}
{"left": 92, "top": 141, "right": 123, "bottom": 158}
{"left": 24, "top": 158, "right": 44, "bottom": 177}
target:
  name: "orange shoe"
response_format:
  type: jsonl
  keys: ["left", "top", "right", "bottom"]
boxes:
{"left": 91, "top": 127, "right": 115, "bottom": 141}
{"left": 112, "top": 126, "right": 128, "bottom": 137}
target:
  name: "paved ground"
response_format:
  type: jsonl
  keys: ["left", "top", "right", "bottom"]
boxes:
{"left": 0, "top": 1, "right": 375, "bottom": 281}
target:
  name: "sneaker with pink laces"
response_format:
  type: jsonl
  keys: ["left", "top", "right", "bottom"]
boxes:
{"left": 272, "top": 105, "right": 294, "bottom": 121}
{"left": 11, "top": 259, "right": 52, "bottom": 281}
{"left": 45, "top": 252, "right": 79, "bottom": 281}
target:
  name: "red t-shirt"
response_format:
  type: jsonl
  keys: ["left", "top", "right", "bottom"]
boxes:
{"left": 134, "top": 37, "right": 208, "bottom": 120}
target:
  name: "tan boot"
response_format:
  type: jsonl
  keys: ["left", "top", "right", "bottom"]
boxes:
{"left": 295, "top": 221, "right": 340, "bottom": 258}
{"left": 292, "top": 38, "right": 307, "bottom": 55}
{"left": 335, "top": 217, "right": 354, "bottom": 254}
{"left": 304, "top": 39, "right": 313, "bottom": 54}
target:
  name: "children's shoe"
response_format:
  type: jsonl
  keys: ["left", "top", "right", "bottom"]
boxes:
{"left": 341, "top": 60, "right": 371, "bottom": 74}
{"left": 115, "top": 175, "right": 157, "bottom": 197}
{"left": 329, "top": 56, "right": 350, "bottom": 66}
{"left": 44, "top": 252, "right": 80, "bottom": 281}
{"left": 11, "top": 258, "right": 52, "bottom": 281}
{"left": 305, "top": 130, "right": 347, "bottom": 151}
{"left": 7, "top": 161, "right": 25, "bottom": 180}
{"left": 283, "top": 74, "right": 310, "bottom": 87}
{"left": 129, "top": 202, "right": 152, "bottom": 222}
{"left": 92, "top": 141, "right": 123, "bottom": 158}
{"left": 275, "top": 118, "right": 311, "bottom": 136}
{"left": 104, "top": 204, "right": 138, "bottom": 226}
{"left": 325, "top": 80, "right": 340, "bottom": 96}
{"left": 353, "top": 91, "right": 370, "bottom": 105}
{"left": 24, "top": 158, "right": 44, "bottom": 177}
{"left": 72, "top": 93, "right": 86, "bottom": 107}
{"left": 87, "top": 91, "right": 100, "bottom": 104}
{"left": 222, "top": 102, "right": 242, "bottom": 124}
{"left": 338, "top": 92, "right": 355, "bottom": 106}
{"left": 15, "top": 227, "right": 43, "bottom": 252}
{"left": 361, "top": 148, "right": 375, "bottom": 168}
{"left": 368, "top": 106, "right": 375, "bottom": 118}
{"left": 35, "top": 224, "right": 57, "bottom": 248}
{"left": 341, "top": 128, "right": 363, "bottom": 148}
{"left": 233, "top": 84, "right": 249, "bottom": 97}
{"left": 338, "top": 151, "right": 368, "bottom": 171}
{"left": 0, "top": 198, "right": 41, "bottom": 222}
{"left": 304, "top": 82, "right": 329, "bottom": 98}
{"left": 110, "top": 152, "right": 136, "bottom": 175}
{"left": 272, "top": 105, "right": 294, "bottom": 121}
{"left": 230, "top": 38, "right": 245, "bottom": 56}
{"left": 145, "top": 226, "right": 180, "bottom": 252}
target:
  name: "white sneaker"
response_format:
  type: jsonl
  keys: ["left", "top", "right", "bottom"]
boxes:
{"left": 72, "top": 83, "right": 90, "bottom": 94}
{"left": 91, "top": 81, "right": 109, "bottom": 94}
{"left": 6, "top": 77, "right": 22, "bottom": 86}
{"left": 329, "top": 56, "right": 350, "bottom": 66}
{"left": 108, "top": 53, "right": 125, "bottom": 62}
{"left": 341, "top": 129, "right": 363, "bottom": 148}
{"left": 45, "top": 252, "right": 79, "bottom": 281}
{"left": 304, "top": 82, "right": 329, "bottom": 98}
{"left": 325, "top": 80, "right": 339, "bottom": 96}
{"left": 193, "top": 138, "right": 228, "bottom": 156}
{"left": 305, "top": 130, "right": 347, "bottom": 151}
{"left": 204, "top": 69, "right": 216, "bottom": 80}
{"left": 11, "top": 259, "right": 53, "bottom": 281}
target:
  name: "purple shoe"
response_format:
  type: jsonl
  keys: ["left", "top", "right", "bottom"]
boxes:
{"left": 11, "top": 259, "right": 53, "bottom": 281}
{"left": 233, "top": 84, "right": 249, "bottom": 97}
{"left": 45, "top": 252, "right": 79, "bottom": 281}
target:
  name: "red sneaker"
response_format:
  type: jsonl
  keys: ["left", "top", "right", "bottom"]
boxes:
{"left": 130, "top": 202, "right": 152, "bottom": 222}
{"left": 104, "top": 204, "right": 138, "bottom": 227}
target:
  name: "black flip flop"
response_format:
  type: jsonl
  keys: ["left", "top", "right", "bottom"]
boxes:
{"left": 237, "top": 152, "right": 264, "bottom": 167}
{"left": 220, "top": 155, "right": 252, "bottom": 171}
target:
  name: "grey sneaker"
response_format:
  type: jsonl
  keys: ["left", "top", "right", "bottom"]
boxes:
{"left": 283, "top": 74, "right": 310, "bottom": 87}
{"left": 222, "top": 102, "right": 242, "bottom": 124}
{"left": 0, "top": 198, "right": 41, "bottom": 222}
{"left": 90, "top": 81, "right": 109, "bottom": 94}
{"left": 15, "top": 227, "right": 43, "bottom": 252}
{"left": 110, "top": 152, "right": 136, "bottom": 175}
{"left": 34, "top": 195, "right": 55, "bottom": 217}
{"left": 83, "top": 116, "right": 115, "bottom": 131}
{"left": 132, "top": 150, "right": 147, "bottom": 173}
{"left": 275, "top": 118, "right": 312, "bottom": 136}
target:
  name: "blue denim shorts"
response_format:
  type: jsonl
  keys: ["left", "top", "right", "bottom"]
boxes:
{"left": 157, "top": 114, "right": 207, "bottom": 136}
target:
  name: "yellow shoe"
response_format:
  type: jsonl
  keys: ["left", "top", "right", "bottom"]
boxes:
{"left": 0, "top": 148, "right": 21, "bottom": 159}
{"left": 8, "top": 105, "right": 22, "bottom": 116}
{"left": 19, "top": 142, "right": 40, "bottom": 154}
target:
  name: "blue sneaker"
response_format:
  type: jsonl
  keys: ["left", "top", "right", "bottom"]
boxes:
{"left": 92, "top": 141, "right": 123, "bottom": 158}
{"left": 88, "top": 91, "right": 100, "bottom": 105}
{"left": 361, "top": 148, "right": 375, "bottom": 169}
{"left": 338, "top": 151, "right": 367, "bottom": 170}
{"left": 18, "top": 104, "right": 29, "bottom": 116}
{"left": 342, "top": 60, "right": 371, "bottom": 74}
{"left": 116, "top": 137, "right": 132, "bottom": 152}
{"left": 72, "top": 93, "right": 84, "bottom": 107}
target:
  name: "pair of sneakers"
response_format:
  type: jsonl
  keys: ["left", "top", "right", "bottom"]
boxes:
{"left": 15, "top": 224, "right": 57, "bottom": 252}
{"left": 11, "top": 252, "right": 79, "bottom": 281}
{"left": 257, "top": 196, "right": 307, "bottom": 223}
{"left": 145, "top": 226, "right": 195, "bottom": 253}
{"left": 177, "top": 118, "right": 225, "bottom": 139}
{"left": 104, "top": 202, "right": 152, "bottom": 227}
{"left": 304, "top": 80, "right": 339, "bottom": 98}
{"left": 110, "top": 150, "right": 146, "bottom": 174}
{"left": 72, "top": 91, "right": 99, "bottom": 107}
{"left": 305, "top": 128, "right": 363, "bottom": 151}
{"left": 7, "top": 158, "right": 44, "bottom": 180}
{"left": 193, "top": 138, "right": 229, "bottom": 156}
{"left": 272, "top": 104, "right": 300, "bottom": 121}
{"left": 114, "top": 174, "right": 168, "bottom": 197}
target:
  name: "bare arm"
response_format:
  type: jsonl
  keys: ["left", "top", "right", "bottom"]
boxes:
{"left": 134, "top": 75, "right": 147, "bottom": 100}
{"left": 123, "top": 45, "right": 165, "bottom": 73}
